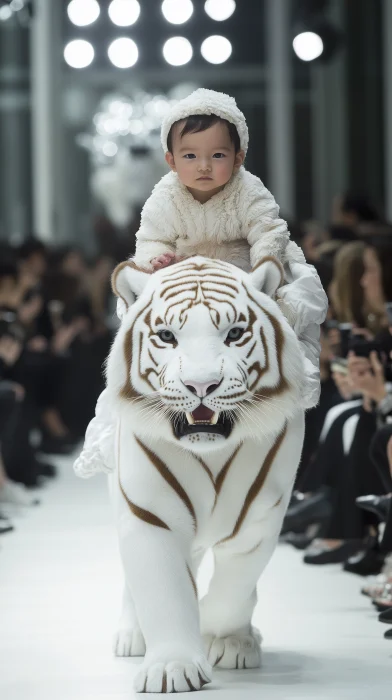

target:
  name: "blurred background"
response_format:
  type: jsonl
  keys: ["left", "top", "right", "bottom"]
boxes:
{"left": 1, "top": 1, "right": 392, "bottom": 591}
{"left": 0, "top": 0, "right": 390, "bottom": 250}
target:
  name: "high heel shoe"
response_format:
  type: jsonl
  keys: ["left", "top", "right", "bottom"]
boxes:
{"left": 356, "top": 495, "right": 391, "bottom": 523}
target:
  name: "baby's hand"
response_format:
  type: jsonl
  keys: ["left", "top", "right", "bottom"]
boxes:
{"left": 151, "top": 252, "right": 177, "bottom": 270}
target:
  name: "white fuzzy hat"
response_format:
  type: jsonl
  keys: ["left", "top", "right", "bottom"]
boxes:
{"left": 161, "top": 88, "right": 249, "bottom": 155}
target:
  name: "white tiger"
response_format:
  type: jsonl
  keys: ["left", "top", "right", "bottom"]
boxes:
{"left": 74, "top": 256, "right": 305, "bottom": 694}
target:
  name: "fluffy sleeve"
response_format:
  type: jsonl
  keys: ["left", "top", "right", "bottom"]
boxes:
{"left": 73, "top": 389, "right": 116, "bottom": 478}
{"left": 134, "top": 186, "right": 180, "bottom": 270}
{"left": 242, "top": 175, "right": 290, "bottom": 267}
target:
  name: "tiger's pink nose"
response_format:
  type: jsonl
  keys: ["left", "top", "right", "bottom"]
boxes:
{"left": 183, "top": 379, "right": 220, "bottom": 398}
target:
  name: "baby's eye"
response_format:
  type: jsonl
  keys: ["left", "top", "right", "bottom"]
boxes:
{"left": 213, "top": 153, "right": 226, "bottom": 159}
{"left": 183, "top": 153, "right": 196, "bottom": 159}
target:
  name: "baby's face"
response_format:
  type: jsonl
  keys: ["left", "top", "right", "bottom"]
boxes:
{"left": 166, "top": 121, "right": 244, "bottom": 200}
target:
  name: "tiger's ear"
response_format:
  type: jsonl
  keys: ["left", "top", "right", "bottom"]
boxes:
{"left": 249, "top": 256, "right": 284, "bottom": 297}
{"left": 111, "top": 261, "right": 151, "bottom": 309}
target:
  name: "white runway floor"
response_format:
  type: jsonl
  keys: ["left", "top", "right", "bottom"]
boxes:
{"left": 0, "top": 454, "right": 391, "bottom": 700}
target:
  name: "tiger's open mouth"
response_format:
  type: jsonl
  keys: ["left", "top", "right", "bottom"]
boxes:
{"left": 172, "top": 405, "right": 233, "bottom": 439}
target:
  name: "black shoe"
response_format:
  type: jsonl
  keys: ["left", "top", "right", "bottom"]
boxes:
{"left": 356, "top": 495, "right": 391, "bottom": 523}
{"left": 304, "top": 540, "right": 361, "bottom": 565}
{"left": 283, "top": 487, "right": 332, "bottom": 534}
{"left": 384, "top": 628, "right": 392, "bottom": 639}
{"left": 0, "top": 513, "right": 14, "bottom": 535}
{"left": 39, "top": 435, "right": 76, "bottom": 455}
{"left": 379, "top": 606, "right": 392, "bottom": 624}
{"left": 282, "top": 531, "right": 316, "bottom": 550}
{"left": 343, "top": 547, "right": 385, "bottom": 577}
{"left": 35, "top": 461, "right": 57, "bottom": 479}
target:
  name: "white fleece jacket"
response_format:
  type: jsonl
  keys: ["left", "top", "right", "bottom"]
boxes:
{"left": 134, "top": 167, "right": 291, "bottom": 271}
{"left": 131, "top": 167, "right": 328, "bottom": 408}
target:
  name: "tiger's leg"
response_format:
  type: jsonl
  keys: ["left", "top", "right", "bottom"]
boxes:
{"left": 113, "top": 582, "right": 146, "bottom": 657}
{"left": 200, "top": 515, "right": 285, "bottom": 669}
{"left": 200, "top": 416, "right": 304, "bottom": 669}
{"left": 118, "top": 520, "right": 212, "bottom": 693}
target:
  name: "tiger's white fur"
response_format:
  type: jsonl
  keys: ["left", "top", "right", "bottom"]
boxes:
{"left": 77, "top": 257, "right": 305, "bottom": 693}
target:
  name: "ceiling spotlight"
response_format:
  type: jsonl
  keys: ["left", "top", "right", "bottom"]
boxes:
{"left": 67, "top": 0, "right": 100, "bottom": 27}
{"left": 64, "top": 40, "right": 95, "bottom": 69}
{"left": 201, "top": 35, "right": 232, "bottom": 64}
{"left": 163, "top": 37, "right": 193, "bottom": 66}
{"left": 108, "top": 0, "right": 140, "bottom": 27}
{"left": 108, "top": 37, "right": 138, "bottom": 68}
{"left": 293, "top": 31, "right": 323, "bottom": 62}
{"left": 161, "top": 0, "right": 193, "bottom": 25}
{"left": 204, "top": 0, "right": 236, "bottom": 22}
{"left": 10, "top": 0, "right": 24, "bottom": 11}
{"left": 0, "top": 5, "right": 13, "bottom": 21}
{"left": 292, "top": 18, "right": 342, "bottom": 63}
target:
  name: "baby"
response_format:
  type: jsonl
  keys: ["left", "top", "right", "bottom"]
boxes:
{"left": 74, "top": 89, "right": 328, "bottom": 479}
{"left": 131, "top": 88, "right": 328, "bottom": 409}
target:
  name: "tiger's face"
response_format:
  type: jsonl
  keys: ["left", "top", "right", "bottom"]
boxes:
{"left": 107, "top": 257, "right": 304, "bottom": 454}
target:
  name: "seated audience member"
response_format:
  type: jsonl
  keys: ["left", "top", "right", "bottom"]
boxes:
{"left": 284, "top": 236, "right": 392, "bottom": 575}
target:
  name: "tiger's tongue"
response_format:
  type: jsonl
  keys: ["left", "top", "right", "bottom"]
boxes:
{"left": 192, "top": 405, "right": 215, "bottom": 422}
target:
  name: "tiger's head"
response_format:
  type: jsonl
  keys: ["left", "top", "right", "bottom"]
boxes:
{"left": 107, "top": 257, "right": 304, "bottom": 454}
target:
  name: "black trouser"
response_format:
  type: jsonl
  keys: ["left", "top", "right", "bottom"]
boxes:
{"left": 0, "top": 385, "right": 39, "bottom": 486}
{"left": 300, "top": 406, "right": 384, "bottom": 539}
{"left": 370, "top": 425, "right": 392, "bottom": 554}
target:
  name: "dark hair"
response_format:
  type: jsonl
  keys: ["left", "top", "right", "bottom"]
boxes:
{"left": 167, "top": 114, "right": 241, "bottom": 154}
{"left": 0, "top": 260, "right": 19, "bottom": 285}
{"left": 18, "top": 237, "right": 47, "bottom": 261}
{"left": 341, "top": 191, "right": 379, "bottom": 223}
{"left": 366, "top": 234, "right": 392, "bottom": 302}
{"left": 328, "top": 224, "right": 359, "bottom": 242}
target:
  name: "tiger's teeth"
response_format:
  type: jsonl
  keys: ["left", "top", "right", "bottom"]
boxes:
{"left": 186, "top": 412, "right": 195, "bottom": 425}
{"left": 211, "top": 412, "right": 219, "bottom": 425}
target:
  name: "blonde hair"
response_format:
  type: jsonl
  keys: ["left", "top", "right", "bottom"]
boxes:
{"left": 330, "top": 241, "right": 366, "bottom": 325}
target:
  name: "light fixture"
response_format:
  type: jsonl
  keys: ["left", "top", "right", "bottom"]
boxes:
{"left": 292, "top": 31, "right": 323, "bottom": 62}
{"left": 108, "top": 0, "right": 140, "bottom": 27}
{"left": 204, "top": 0, "right": 235, "bottom": 22}
{"left": 201, "top": 35, "right": 232, "bottom": 64}
{"left": 292, "top": 20, "right": 342, "bottom": 63}
{"left": 64, "top": 40, "right": 95, "bottom": 69}
{"left": 67, "top": 0, "right": 100, "bottom": 27}
{"left": 0, "top": 5, "right": 13, "bottom": 21}
{"left": 163, "top": 37, "right": 193, "bottom": 66}
{"left": 102, "top": 141, "right": 118, "bottom": 157}
{"left": 108, "top": 37, "right": 139, "bottom": 68}
{"left": 10, "top": 0, "right": 24, "bottom": 11}
{"left": 161, "top": 0, "right": 193, "bottom": 25}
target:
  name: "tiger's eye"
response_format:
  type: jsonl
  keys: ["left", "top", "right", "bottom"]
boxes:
{"left": 226, "top": 327, "right": 244, "bottom": 342}
{"left": 158, "top": 329, "right": 176, "bottom": 344}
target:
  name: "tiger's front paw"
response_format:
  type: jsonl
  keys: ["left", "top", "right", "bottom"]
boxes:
{"left": 113, "top": 627, "right": 146, "bottom": 657}
{"left": 134, "top": 650, "right": 212, "bottom": 693}
{"left": 203, "top": 628, "right": 262, "bottom": 669}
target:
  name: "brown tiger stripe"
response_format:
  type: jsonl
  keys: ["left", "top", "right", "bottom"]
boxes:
{"left": 161, "top": 673, "right": 167, "bottom": 693}
{"left": 194, "top": 456, "right": 216, "bottom": 490}
{"left": 244, "top": 284, "right": 289, "bottom": 397}
{"left": 120, "top": 296, "right": 153, "bottom": 400}
{"left": 135, "top": 437, "right": 197, "bottom": 531}
{"left": 213, "top": 444, "right": 242, "bottom": 510}
{"left": 187, "top": 565, "right": 198, "bottom": 598}
{"left": 236, "top": 538, "right": 264, "bottom": 556}
{"left": 119, "top": 477, "right": 170, "bottom": 530}
{"left": 217, "top": 424, "right": 287, "bottom": 544}
{"left": 251, "top": 255, "right": 284, "bottom": 287}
